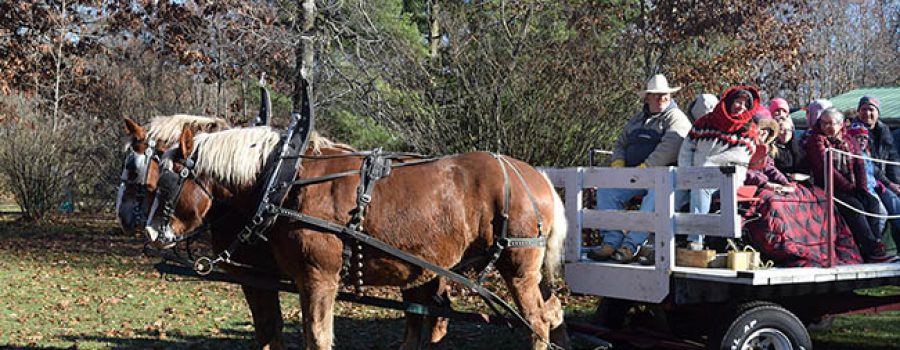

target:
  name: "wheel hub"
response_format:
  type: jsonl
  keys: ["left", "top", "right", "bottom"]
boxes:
{"left": 741, "top": 327, "right": 792, "bottom": 350}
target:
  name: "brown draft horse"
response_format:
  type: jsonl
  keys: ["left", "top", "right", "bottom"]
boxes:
{"left": 119, "top": 118, "right": 459, "bottom": 349}
{"left": 145, "top": 126, "right": 570, "bottom": 350}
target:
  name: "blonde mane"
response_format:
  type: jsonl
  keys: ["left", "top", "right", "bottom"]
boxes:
{"left": 148, "top": 114, "right": 229, "bottom": 146}
{"left": 191, "top": 128, "right": 355, "bottom": 189}
{"left": 308, "top": 131, "right": 356, "bottom": 154}
{"left": 192, "top": 127, "right": 281, "bottom": 188}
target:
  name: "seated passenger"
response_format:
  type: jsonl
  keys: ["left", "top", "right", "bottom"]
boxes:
{"left": 853, "top": 96, "right": 900, "bottom": 243}
{"left": 805, "top": 108, "right": 897, "bottom": 263}
{"left": 847, "top": 123, "right": 888, "bottom": 236}
{"left": 587, "top": 74, "right": 691, "bottom": 263}
{"left": 746, "top": 118, "right": 793, "bottom": 193}
{"left": 795, "top": 99, "right": 834, "bottom": 172}
{"left": 687, "top": 93, "right": 718, "bottom": 123}
{"left": 769, "top": 98, "right": 806, "bottom": 175}
{"left": 679, "top": 86, "right": 760, "bottom": 250}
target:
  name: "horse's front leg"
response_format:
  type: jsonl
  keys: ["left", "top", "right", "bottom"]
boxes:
{"left": 296, "top": 267, "right": 340, "bottom": 350}
{"left": 241, "top": 285, "right": 285, "bottom": 350}
{"left": 400, "top": 278, "right": 450, "bottom": 350}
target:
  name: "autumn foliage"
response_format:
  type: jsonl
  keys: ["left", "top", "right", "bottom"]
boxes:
{"left": 0, "top": 1, "right": 897, "bottom": 218}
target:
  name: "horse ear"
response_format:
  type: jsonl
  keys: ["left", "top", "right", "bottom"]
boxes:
{"left": 123, "top": 117, "right": 146, "bottom": 141}
{"left": 179, "top": 125, "right": 194, "bottom": 159}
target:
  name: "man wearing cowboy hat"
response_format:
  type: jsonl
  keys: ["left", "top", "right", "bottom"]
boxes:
{"left": 588, "top": 74, "right": 691, "bottom": 263}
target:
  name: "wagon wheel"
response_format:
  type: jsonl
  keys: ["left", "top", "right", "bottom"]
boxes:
{"left": 708, "top": 301, "right": 812, "bottom": 350}
{"left": 591, "top": 297, "right": 633, "bottom": 329}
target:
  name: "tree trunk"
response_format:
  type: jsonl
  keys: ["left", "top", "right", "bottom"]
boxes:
{"left": 429, "top": 1, "right": 440, "bottom": 60}
{"left": 241, "top": 68, "right": 247, "bottom": 121}
{"left": 52, "top": 0, "right": 67, "bottom": 132}
{"left": 292, "top": 0, "right": 317, "bottom": 113}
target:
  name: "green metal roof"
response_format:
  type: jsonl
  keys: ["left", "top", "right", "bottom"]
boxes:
{"left": 790, "top": 87, "right": 900, "bottom": 128}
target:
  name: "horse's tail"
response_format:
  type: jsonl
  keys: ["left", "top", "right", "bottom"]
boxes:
{"left": 541, "top": 173, "right": 567, "bottom": 281}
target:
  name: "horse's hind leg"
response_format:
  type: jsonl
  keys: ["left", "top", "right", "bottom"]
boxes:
{"left": 296, "top": 268, "right": 340, "bottom": 350}
{"left": 241, "top": 285, "right": 285, "bottom": 350}
{"left": 499, "top": 250, "right": 566, "bottom": 350}
{"left": 400, "top": 278, "right": 450, "bottom": 350}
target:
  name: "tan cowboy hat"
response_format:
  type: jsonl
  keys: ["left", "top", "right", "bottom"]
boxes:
{"left": 639, "top": 74, "right": 681, "bottom": 97}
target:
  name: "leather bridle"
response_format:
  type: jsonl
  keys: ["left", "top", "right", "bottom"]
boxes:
{"left": 118, "top": 139, "right": 158, "bottom": 229}
{"left": 149, "top": 154, "right": 213, "bottom": 246}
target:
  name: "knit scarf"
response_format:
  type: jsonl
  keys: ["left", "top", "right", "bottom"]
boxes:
{"left": 688, "top": 86, "right": 761, "bottom": 153}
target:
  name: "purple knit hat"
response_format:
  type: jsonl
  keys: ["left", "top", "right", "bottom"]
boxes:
{"left": 753, "top": 108, "right": 772, "bottom": 122}
{"left": 806, "top": 99, "right": 833, "bottom": 127}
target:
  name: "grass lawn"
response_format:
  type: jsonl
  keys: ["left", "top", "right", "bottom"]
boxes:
{"left": 0, "top": 215, "right": 898, "bottom": 349}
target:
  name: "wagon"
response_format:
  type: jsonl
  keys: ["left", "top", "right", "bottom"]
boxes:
{"left": 540, "top": 165, "right": 900, "bottom": 349}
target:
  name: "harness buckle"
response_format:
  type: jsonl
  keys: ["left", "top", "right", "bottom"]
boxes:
{"left": 193, "top": 256, "right": 215, "bottom": 275}
{"left": 252, "top": 216, "right": 263, "bottom": 225}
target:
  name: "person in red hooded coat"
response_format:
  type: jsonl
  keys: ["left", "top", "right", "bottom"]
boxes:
{"left": 678, "top": 86, "right": 760, "bottom": 249}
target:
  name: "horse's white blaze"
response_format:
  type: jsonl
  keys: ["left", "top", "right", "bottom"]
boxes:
{"left": 145, "top": 195, "right": 163, "bottom": 242}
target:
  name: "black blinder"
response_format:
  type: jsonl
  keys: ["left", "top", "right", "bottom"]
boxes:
{"left": 124, "top": 154, "right": 138, "bottom": 173}
{"left": 156, "top": 169, "right": 184, "bottom": 204}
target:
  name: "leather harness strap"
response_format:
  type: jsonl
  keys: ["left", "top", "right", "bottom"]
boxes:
{"left": 267, "top": 205, "right": 533, "bottom": 330}
{"left": 343, "top": 148, "right": 393, "bottom": 287}
{"left": 477, "top": 153, "right": 546, "bottom": 284}
{"left": 238, "top": 111, "right": 314, "bottom": 244}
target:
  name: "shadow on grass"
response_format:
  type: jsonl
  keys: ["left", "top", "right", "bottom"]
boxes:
{"left": 36, "top": 316, "right": 529, "bottom": 350}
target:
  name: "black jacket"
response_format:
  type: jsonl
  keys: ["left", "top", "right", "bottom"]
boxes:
{"left": 773, "top": 135, "right": 807, "bottom": 175}
{"left": 864, "top": 120, "right": 900, "bottom": 185}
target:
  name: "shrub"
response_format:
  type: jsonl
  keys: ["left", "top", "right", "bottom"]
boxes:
{"left": 0, "top": 95, "right": 71, "bottom": 221}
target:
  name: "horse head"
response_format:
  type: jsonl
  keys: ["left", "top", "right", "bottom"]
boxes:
{"left": 117, "top": 115, "right": 229, "bottom": 236}
{"left": 144, "top": 126, "right": 280, "bottom": 248}
{"left": 144, "top": 126, "right": 215, "bottom": 247}
{"left": 117, "top": 116, "right": 162, "bottom": 234}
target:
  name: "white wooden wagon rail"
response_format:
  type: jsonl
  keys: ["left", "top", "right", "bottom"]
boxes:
{"left": 539, "top": 166, "right": 900, "bottom": 304}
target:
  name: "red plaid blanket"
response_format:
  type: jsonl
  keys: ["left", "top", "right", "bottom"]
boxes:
{"left": 746, "top": 184, "right": 863, "bottom": 267}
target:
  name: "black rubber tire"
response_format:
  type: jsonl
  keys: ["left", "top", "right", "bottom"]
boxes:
{"left": 708, "top": 301, "right": 812, "bottom": 350}
{"left": 591, "top": 297, "right": 632, "bottom": 330}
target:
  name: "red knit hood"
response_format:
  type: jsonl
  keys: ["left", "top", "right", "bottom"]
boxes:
{"left": 693, "top": 85, "right": 761, "bottom": 140}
